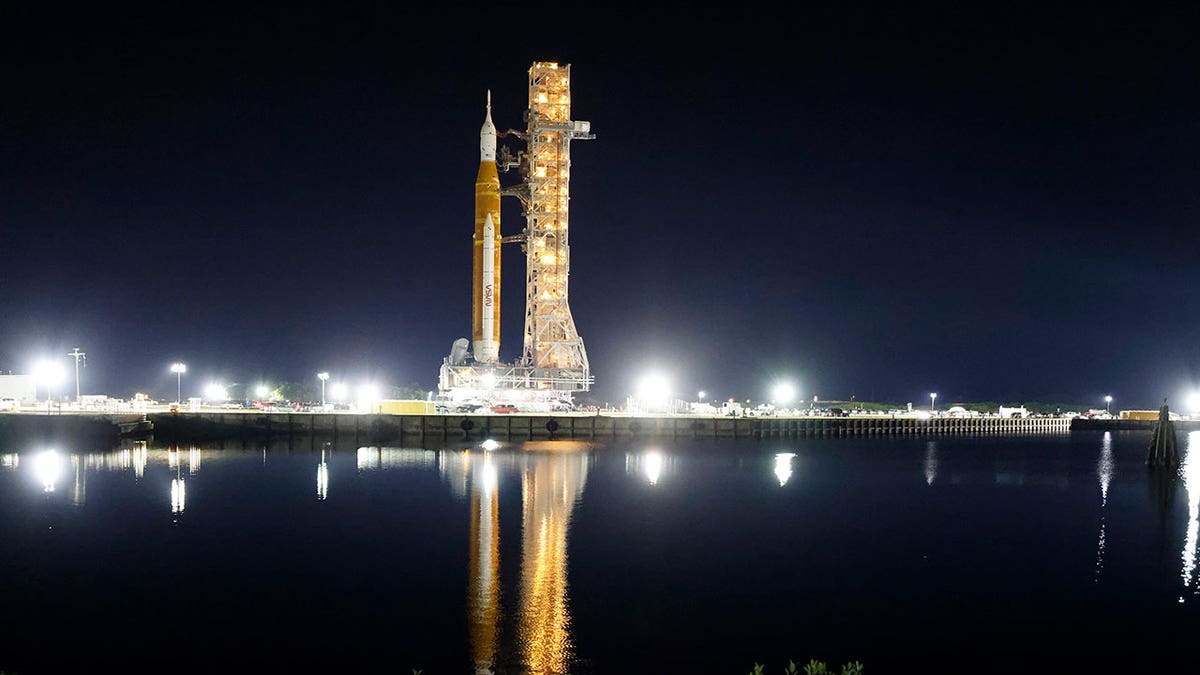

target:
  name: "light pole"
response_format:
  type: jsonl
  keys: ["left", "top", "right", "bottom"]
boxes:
{"left": 67, "top": 348, "right": 85, "bottom": 402}
{"left": 698, "top": 391, "right": 706, "bottom": 403}
{"left": 318, "top": 372, "right": 329, "bottom": 407}
{"left": 930, "top": 392, "right": 937, "bottom": 412}
{"left": 1104, "top": 395, "right": 1112, "bottom": 414}
{"left": 171, "top": 363, "right": 187, "bottom": 404}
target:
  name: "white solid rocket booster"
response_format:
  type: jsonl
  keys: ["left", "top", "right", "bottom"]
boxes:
{"left": 480, "top": 213, "right": 496, "bottom": 361}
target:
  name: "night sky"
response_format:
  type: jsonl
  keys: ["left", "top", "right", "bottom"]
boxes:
{"left": 1, "top": 5, "right": 1196, "bottom": 407}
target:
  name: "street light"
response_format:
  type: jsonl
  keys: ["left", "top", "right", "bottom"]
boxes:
{"left": 317, "top": 372, "right": 329, "bottom": 407}
{"left": 930, "top": 392, "right": 937, "bottom": 412}
{"left": 170, "top": 363, "right": 187, "bottom": 404}
{"left": 1104, "top": 395, "right": 1112, "bottom": 414}
{"left": 698, "top": 390, "right": 706, "bottom": 403}
{"left": 67, "top": 348, "right": 85, "bottom": 402}
{"left": 772, "top": 383, "right": 796, "bottom": 406}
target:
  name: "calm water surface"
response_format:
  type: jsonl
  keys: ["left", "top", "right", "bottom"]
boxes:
{"left": 1, "top": 431, "right": 1198, "bottom": 673}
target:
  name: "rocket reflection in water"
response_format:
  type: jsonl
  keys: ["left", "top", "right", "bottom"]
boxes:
{"left": 455, "top": 444, "right": 589, "bottom": 674}
{"left": 467, "top": 452, "right": 500, "bottom": 674}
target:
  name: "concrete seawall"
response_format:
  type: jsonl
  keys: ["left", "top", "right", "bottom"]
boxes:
{"left": 145, "top": 412, "right": 1073, "bottom": 443}
{"left": 16, "top": 413, "right": 1189, "bottom": 446}
{"left": 0, "top": 413, "right": 149, "bottom": 446}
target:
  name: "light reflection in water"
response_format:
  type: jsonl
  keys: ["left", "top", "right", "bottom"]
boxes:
{"left": 167, "top": 447, "right": 180, "bottom": 470}
{"left": 170, "top": 476, "right": 185, "bottom": 515}
{"left": 515, "top": 448, "right": 589, "bottom": 673}
{"left": 438, "top": 449, "right": 471, "bottom": 499}
{"left": 468, "top": 452, "right": 500, "bottom": 674}
{"left": 774, "top": 453, "right": 796, "bottom": 486}
{"left": 1095, "top": 432, "right": 1114, "bottom": 582}
{"left": 188, "top": 447, "right": 202, "bottom": 475}
{"left": 459, "top": 444, "right": 591, "bottom": 673}
{"left": 133, "top": 443, "right": 147, "bottom": 479}
{"left": 70, "top": 455, "right": 86, "bottom": 506}
{"left": 317, "top": 450, "right": 329, "bottom": 501}
{"left": 623, "top": 450, "right": 671, "bottom": 487}
{"left": 1181, "top": 431, "right": 1200, "bottom": 594}
{"left": 924, "top": 442, "right": 938, "bottom": 486}
{"left": 33, "top": 450, "right": 61, "bottom": 492}
{"left": 358, "top": 448, "right": 439, "bottom": 473}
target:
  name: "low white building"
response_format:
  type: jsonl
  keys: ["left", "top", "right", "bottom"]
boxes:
{"left": 0, "top": 374, "right": 36, "bottom": 403}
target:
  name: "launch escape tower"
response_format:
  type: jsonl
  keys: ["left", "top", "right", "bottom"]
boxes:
{"left": 438, "top": 62, "right": 595, "bottom": 403}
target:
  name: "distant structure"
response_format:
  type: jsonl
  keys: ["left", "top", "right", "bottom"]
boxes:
{"left": 440, "top": 61, "right": 595, "bottom": 408}
{"left": 1146, "top": 399, "right": 1179, "bottom": 466}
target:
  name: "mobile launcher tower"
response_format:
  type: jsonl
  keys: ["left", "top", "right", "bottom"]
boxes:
{"left": 439, "top": 62, "right": 595, "bottom": 408}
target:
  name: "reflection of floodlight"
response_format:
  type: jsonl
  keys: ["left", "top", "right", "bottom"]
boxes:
{"left": 643, "top": 451, "right": 664, "bottom": 485}
{"left": 481, "top": 456, "right": 498, "bottom": 494}
{"left": 34, "top": 450, "right": 62, "bottom": 492}
{"left": 481, "top": 439, "right": 500, "bottom": 451}
{"left": 204, "top": 383, "right": 227, "bottom": 401}
{"left": 171, "top": 477, "right": 186, "bottom": 514}
{"left": 480, "top": 372, "right": 497, "bottom": 389}
{"left": 330, "top": 383, "right": 348, "bottom": 402}
{"left": 772, "top": 383, "right": 796, "bottom": 405}
{"left": 774, "top": 452, "right": 796, "bottom": 486}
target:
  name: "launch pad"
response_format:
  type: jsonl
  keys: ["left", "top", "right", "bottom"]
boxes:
{"left": 438, "top": 62, "right": 594, "bottom": 408}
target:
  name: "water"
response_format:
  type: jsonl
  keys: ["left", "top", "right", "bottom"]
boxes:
{"left": 1, "top": 431, "right": 1198, "bottom": 673}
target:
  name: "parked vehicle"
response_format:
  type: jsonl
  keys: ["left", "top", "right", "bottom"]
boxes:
{"left": 491, "top": 404, "right": 519, "bottom": 414}
{"left": 0, "top": 397, "right": 17, "bottom": 411}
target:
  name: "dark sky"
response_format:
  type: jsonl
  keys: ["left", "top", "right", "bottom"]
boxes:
{"left": 1, "top": 5, "right": 1197, "bottom": 406}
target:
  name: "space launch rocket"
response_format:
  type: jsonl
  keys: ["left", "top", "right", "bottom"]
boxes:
{"left": 472, "top": 91, "right": 501, "bottom": 363}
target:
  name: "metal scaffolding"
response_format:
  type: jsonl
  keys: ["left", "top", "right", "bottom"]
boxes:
{"left": 521, "top": 62, "right": 594, "bottom": 385}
